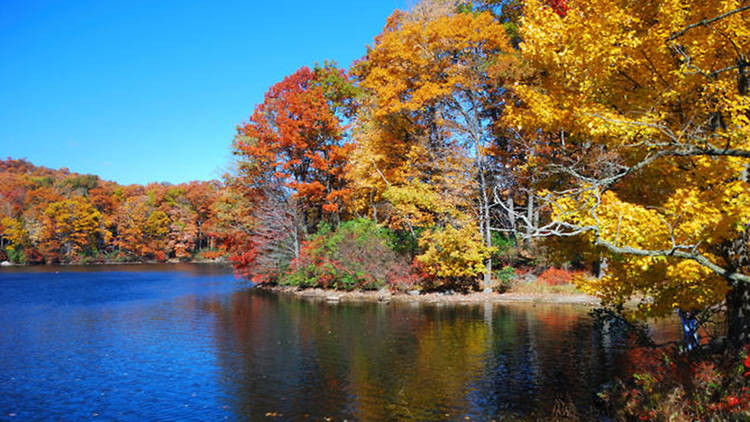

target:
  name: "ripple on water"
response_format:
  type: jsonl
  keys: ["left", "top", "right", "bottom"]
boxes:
{"left": 0, "top": 265, "right": 680, "bottom": 421}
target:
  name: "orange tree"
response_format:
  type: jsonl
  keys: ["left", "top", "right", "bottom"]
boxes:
{"left": 233, "top": 63, "right": 358, "bottom": 230}
{"left": 349, "top": 0, "right": 513, "bottom": 288}
{"left": 40, "top": 196, "right": 108, "bottom": 262}
{"left": 231, "top": 62, "right": 359, "bottom": 280}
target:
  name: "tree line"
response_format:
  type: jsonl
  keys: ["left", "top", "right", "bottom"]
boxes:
{"left": 0, "top": 158, "right": 246, "bottom": 264}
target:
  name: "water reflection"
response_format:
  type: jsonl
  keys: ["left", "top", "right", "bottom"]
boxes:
{"left": 208, "top": 292, "right": 679, "bottom": 421}
{"left": 0, "top": 266, "right": 679, "bottom": 421}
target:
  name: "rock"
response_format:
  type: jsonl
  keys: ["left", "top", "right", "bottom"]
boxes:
{"left": 377, "top": 288, "right": 392, "bottom": 302}
{"left": 408, "top": 290, "right": 421, "bottom": 296}
{"left": 0, "top": 261, "right": 11, "bottom": 266}
{"left": 325, "top": 295, "right": 341, "bottom": 302}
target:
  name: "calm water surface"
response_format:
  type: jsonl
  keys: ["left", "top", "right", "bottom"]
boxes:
{"left": 0, "top": 264, "right": 679, "bottom": 421}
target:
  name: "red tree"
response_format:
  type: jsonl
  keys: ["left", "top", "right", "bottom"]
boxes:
{"left": 233, "top": 63, "right": 357, "bottom": 231}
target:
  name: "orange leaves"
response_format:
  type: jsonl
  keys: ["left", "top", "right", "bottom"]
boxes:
{"left": 233, "top": 63, "right": 358, "bottom": 226}
{"left": 41, "top": 196, "right": 105, "bottom": 260}
{"left": 0, "top": 158, "right": 233, "bottom": 264}
{"left": 360, "top": 7, "right": 511, "bottom": 117}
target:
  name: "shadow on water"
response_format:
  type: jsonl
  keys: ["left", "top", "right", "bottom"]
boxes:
{"left": 208, "top": 290, "right": 679, "bottom": 421}
{"left": 0, "top": 265, "right": 679, "bottom": 421}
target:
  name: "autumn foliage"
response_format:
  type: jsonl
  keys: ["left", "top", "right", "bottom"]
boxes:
{"left": 233, "top": 63, "right": 357, "bottom": 227}
{"left": 6, "top": 0, "right": 750, "bottom": 366}
{"left": 0, "top": 158, "right": 234, "bottom": 264}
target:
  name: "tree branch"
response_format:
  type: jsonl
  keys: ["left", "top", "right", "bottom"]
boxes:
{"left": 668, "top": 5, "right": 750, "bottom": 41}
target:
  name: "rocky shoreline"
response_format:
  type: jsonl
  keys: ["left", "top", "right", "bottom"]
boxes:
{"left": 262, "top": 285, "right": 601, "bottom": 306}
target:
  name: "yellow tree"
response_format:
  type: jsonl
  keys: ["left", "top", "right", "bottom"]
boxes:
{"left": 0, "top": 217, "right": 28, "bottom": 262}
{"left": 41, "top": 196, "right": 107, "bottom": 261}
{"left": 508, "top": 0, "right": 750, "bottom": 346}
{"left": 351, "top": 0, "right": 514, "bottom": 287}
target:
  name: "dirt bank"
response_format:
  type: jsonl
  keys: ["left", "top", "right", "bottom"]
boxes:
{"left": 262, "top": 286, "right": 601, "bottom": 306}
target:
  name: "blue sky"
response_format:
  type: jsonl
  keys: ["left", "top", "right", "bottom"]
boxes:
{"left": 0, "top": 0, "right": 407, "bottom": 184}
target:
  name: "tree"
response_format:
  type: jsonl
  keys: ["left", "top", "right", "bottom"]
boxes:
{"left": 41, "top": 197, "right": 107, "bottom": 261}
{"left": 351, "top": 0, "right": 515, "bottom": 288}
{"left": 507, "top": 0, "right": 750, "bottom": 345}
{"left": 233, "top": 63, "right": 358, "bottom": 233}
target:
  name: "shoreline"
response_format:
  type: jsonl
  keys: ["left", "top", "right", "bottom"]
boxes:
{"left": 0, "top": 259, "right": 226, "bottom": 268}
{"left": 261, "top": 285, "right": 601, "bottom": 306}
{"left": 0, "top": 259, "right": 229, "bottom": 267}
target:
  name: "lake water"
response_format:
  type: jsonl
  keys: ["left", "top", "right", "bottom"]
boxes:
{"left": 0, "top": 264, "right": 679, "bottom": 421}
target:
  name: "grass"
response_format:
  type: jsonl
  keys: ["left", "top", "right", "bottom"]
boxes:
{"left": 507, "top": 280, "right": 584, "bottom": 295}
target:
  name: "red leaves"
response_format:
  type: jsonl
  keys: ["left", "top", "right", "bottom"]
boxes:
{"left": 537, "top": 267, "right": 581, "bottom": 285}
{"left": 545, "top": 0, "right": 568, "bottom": 17}
{"left": 234, "top": 64, "right": 356, "bottom": 221}
{"left": 229, "top": 248, "right": 259, "bottom": 280}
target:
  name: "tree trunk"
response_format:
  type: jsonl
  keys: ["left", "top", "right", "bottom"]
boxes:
{"left": 506, "top": 196, "right": 515, "bottom": 236}
{"left": 481, "top": 173, "right": 492, "bottom": 292}
{"left": 726, "top": 281, "right": 750, "bottom": 348}
{"left": 593, "top": 259, "right": 601, "bottom": 279}
{"left": 526, "top": 192, "right": 534, "bottom": 249}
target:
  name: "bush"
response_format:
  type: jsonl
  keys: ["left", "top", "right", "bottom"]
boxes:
{"left": 99, "top": 250, "right": 127, "bottom": 263}
{"left": 198, "top": 249, "right": 226, "bottom": 260}
{"left": 153, "top": 250, "right": 167, "bottom": 262}
{"left": 416, "top": 223, "right": 494, "bottom": 291}
{"left": 599, "top": 346, "right": 750, "bottom": 421}
{"left": 282, "top": 219, "right": 416, "bottom": 291}
{"left": 7, "top": 247, "right": 25, "bottom": 264}
{"left": 493, "top": 266, "right": 517, "bottom": 293}
{"left": 537, "top": 267, "right": 583, "bottom": 286}
{"left": 491, "top": 233, "right": 518, "bottom": 265}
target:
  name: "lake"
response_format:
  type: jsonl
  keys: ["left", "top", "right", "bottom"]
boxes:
{"left": 0, "top": 264, "right": 678, "bottom": 421}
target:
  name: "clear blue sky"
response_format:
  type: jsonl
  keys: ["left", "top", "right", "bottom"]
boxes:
{"left": 0, "top": 0, "right": 407, "bottom": 185}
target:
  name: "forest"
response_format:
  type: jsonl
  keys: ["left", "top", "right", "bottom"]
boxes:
{"left": 0, "top": 158, "right": 244, "bottom": 264}
{"left": 2, "top": 0, "right": 750, "bottom": 418}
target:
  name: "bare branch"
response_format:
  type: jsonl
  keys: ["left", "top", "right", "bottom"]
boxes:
{"left": 668, "top": 5, "right": 750, "bottom": 41}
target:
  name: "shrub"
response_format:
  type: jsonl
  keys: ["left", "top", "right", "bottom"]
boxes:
{"left": 493, "top": 266, "right": 517, "bottom": 293}
{"left": 537, "top": 267, "right": 583, "bottom": 286}
{"left": 416, "top": 223, "right": 494, "bottom": 291}
{"left": 282, "top": 218, "right": 415, "bottom": 291}
{"left": 153, "top": 250, "right": 167, "bottom": 262}
{"left": 23, "top": 247, "right": 44, "bottom": 264}
{"left": 599, "top": 346, "right": 750, "bottom": 421}
{"left": 6, "top": 247, "right": 24, "bottom": 264}
{"left": 199, "top": 249, "right": 226, "bottom": 260}
{"left": 491, "top": 233, "right": 518, "bottom": 265}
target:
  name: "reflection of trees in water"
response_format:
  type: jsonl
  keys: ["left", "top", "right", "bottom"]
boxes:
{"left": 202, "top": 292, "right": 680, "bottom": 420}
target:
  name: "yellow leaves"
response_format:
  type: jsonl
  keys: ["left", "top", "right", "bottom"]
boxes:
{"left": 512, "top": 0, "right": 750, "bottom": 143}
{"left": 383, "top": 182, "right": 451, "bottom": 227}
{"left": 361, "top": 4, "right": 511, "bottom": 117}
{"left": 416, "top": 223, "right": 493, "bottom": 280}
{"left": 145, "top": 210, "right": 170, "bottom": 238}
{"left": 1, "top": 216, "right": 27, "bottom": 247}
{"left": 511, "top": 0, "right": 750, "bottom": 317}
{"left": 42, "top": 197, "right": 106, "bottom": 254}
